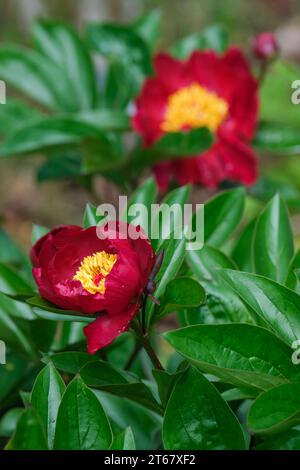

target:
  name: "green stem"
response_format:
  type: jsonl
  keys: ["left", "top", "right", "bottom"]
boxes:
{"left": 132, "top": 320, "right": 164, "bottom": 371}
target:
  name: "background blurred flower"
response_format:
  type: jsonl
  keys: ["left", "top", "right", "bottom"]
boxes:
{"left": 31, "top": 222, "right": 155, "bottom": 353}
{"left": 133, "top": 47, "right": 259, "bottom": 190}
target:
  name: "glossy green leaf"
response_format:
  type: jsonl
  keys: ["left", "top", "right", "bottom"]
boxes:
{"left": 0, "top": 263, "right": 34, "bottom": 297}
{"left": 152, "top": 185, "right": 191, "bottom": 250}
{"left": 204, "top": 187, "right": 245, "bottom": 247}
{"left": 164, "top": 324, "right": 300, "bottom": 390}
{"left": 186, "top": 245, "right": 251, "bottom": 324}
{"left": 172, "top": 24, "right": 229, "bottom": 58}
{"left": 232, "top": 218, "right": 256, "bottom": 272}
{"left": 256, "top": 429, "right": 300, "bottom": 450}
{"left": 110, "top": 427, "right": 136, "bottom": 450}
{"left": 253, "top": 194, "right": 294, "bottom": 283}
{"left": 132, "top": 10, "right": 161, "bottom": 51}
{"left": 31, "top": 363, "right": 65, "bottom": 448}
{"left": 46, "top": 352, "right": 95, "bottom": 374}
{"left": 33, "top": 20, "right": 97, "bottom": 110}
{"left": 146, "top": 127, "right": 213, "bottom": 165}
{"left": 254, "top": 121, "right": 300, "bottom": 154}
{"left": 146, "top": 235, "right": 187, "bottom": 321}
{"left": 0, "top": 408, "right": 23, "bottom": 437}
{"left": 6, "top": 408, "right": 48, "bottom": 450}
{"left": 86, "top": 23, "right": 152, "bottom": 75}
{"left": 248, "top": 383, "right": 300, "bottom": 434}
{"left": 27, "top": 296, "right": 94, "bottom": 323}
{"left": 157, "top": 277, "right": 206, "bottom": 319}
{"left": 123, "top": 177, "right": 158, "bottom": 233}
{"left": 80, "top": 361, "right": 162, "bottom": 415}
{"left": 54, "top": 376, "right": 113, "bottom": 450}
{"left": 217, "top": 269, "right": 300, "bottom": 345}
{"left": 163, "top": 367, "right": 246, "bottom": 450}
{"left": 83, "top": 202, "right": 107, "bottom": 228}
{"left": 32, "top": 224, "right": 48, "bottom": 244}
{"left": 0, "top": 45, "right": 72, "bottom": 111}
{"left": 0, "top": 117, "right": 104, "bottom": 157}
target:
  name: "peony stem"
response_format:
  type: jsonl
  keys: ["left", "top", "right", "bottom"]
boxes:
{"left": 132, "top": 320, "right": 164, "bottom": 371}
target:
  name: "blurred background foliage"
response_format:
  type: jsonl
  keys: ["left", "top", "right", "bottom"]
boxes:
{"left": 0, "top": 0, "right": 300, "bottom": 251}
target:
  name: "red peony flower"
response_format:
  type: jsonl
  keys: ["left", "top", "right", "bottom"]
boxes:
{"left": 31, "top": 222, "right": 155, "bottom": 354}
{"left": 253, "top": 32, "right": 279, "bottom": 61}
{"left": 133, "top": 47, "right": 259, "bottom": 190}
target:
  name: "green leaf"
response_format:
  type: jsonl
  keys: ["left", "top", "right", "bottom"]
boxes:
{"left": 248, "top": 383, "right": 300, "bottom": 434}
{"left": 54, "top": 376, "right": 113, "bottom": 450}
{"left": 0, "top": 45, "right": 73, "bottom": 111}
{"left": 0, "top": 301, "right": 36, "bottom": 358}
{"left": 217, "top": 269, "right": 300, "bottom": 345}
{"left": 171, "top": 24, "right": 229, "bottom": 58}
{"left": 123, "top": 177, "right": 158, "bottom": 233}
{"left": 0, "top": 263, "right": 34, "bottom": 297}
{"left": 0, "top": 408, "right": 23, "bottom": 437}
{"left": 46, "top": 352, "right": 95, "bottom": 374}
{"left": 186, "top": 245, "right": 251, "bottom": 324}
{"left": 249, "top": 177, "right": 300, "bottom": 209}
{"left": 153, "top": 369, "right": 184, "bottom": 409}
{"left": 0, "top": 117, "right": 105, "bottom": 157}
{"left": 0, "top": 99, "right": 41, "bottom": 137}
{"left": 146, "top": 235, "right": 187, "bottom": 322}
{"left": 80, "top": 361, "right": 163, "bottom": 415}
{"left": 6, "top": 408, "right": 48, "bottom": 450}
{"left": 256, "top": 429, "right": 300, "bottom": 450}
{"left": 163, "top": 367, "right": 246, "bottom": 450}
{"left": 286, "top": 250, "right": 300, "bottom": 293}
{"left": 254, "top": 121, "right": 300, "bottom": 154}
{"left": 164, "top": 324, "right": 300, "bottom": 391}
{"left": 110, "top": 427, "right": 136, "bottom": 450}
{"left": 132, "top": 10, "right": 161, "bottom": 51}
{"left": 32, "top": 224, "right": 48, "bottom": 244}
{"left": 232, "top": 218, "right": 256, "bottom": 272}
{"left": 253, "top": 194, "right": 294, "bottom": 283}
{"left": 260, "top": 61, "right": 300, "bottom": 128}
{"left": 33, "top": 20, "right": 97, "bottom": 110}
{"left": 81, "top": 134, "right": 123, "bottom": 174}
{"left": 86, "top": 22, "right": 152, "bottom": 76}
{"left": 143, "top": 128, "right": 213, "bottom": 166}
{"left": 157, "top": 277, "right": 206, "bottom": 319}
{"left": 77, "top": 109, "right": 130, "bottom": 131}
{"left": 151, "top": 185, "right": 191, "bottom": 250}
{"left": 27, "top": 296, "right": 94, "bottom": 323}
{"left": 31, "top": 363, "right": 65, "bottom": 449}
{"left": 94, "top": 390, "right": 162, "bottom": 450}
{"left": 205, "top": 187, "right": 245, "bottom": 247}
{"left": 83, "top": 202, "right": 107, "bottom": 228}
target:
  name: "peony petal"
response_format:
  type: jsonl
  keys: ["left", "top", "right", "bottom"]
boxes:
{"left": 84, "top": 303, "right": 139, "bottom": 354}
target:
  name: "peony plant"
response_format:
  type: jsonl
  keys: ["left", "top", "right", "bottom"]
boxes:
{"left": 0, "top": 179, "right": 300, "bottom": 450}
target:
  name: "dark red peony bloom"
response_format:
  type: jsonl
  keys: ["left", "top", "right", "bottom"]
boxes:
{"left": 253, "top": 32, "right": 279, "bottom": 61}
{"left": 31, "top": 223, "right": 155, "bottom": 354}
{"left": 133, "top": 47, "right": 259, "bottom": 190}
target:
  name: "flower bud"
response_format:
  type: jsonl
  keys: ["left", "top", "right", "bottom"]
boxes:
{"left": 253, "top": 32, "right": 279, "bottom": 60}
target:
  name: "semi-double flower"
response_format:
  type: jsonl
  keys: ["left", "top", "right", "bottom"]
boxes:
{"left": 31, "top": 222, "right": 155, "bottom": 353}
{"left": 133, "top": 47, "right": 259, "bottom": 190}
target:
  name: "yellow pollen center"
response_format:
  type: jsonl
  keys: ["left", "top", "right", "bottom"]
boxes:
{"left": 73, "top": 251, "right": 117, "bottom": 295}
{"left": 161, "top": 83, "right": 229, "bottom": 133}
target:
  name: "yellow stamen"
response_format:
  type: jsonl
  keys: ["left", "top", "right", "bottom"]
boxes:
{"left": 73, "top": 251, "right": 117, "bottom": 295}
{"left": 161, "top": 83, "right": 228, "bottom": 133}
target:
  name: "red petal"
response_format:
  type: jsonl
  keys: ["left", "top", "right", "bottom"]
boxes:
{"left": 84, "top": 303, "right": 139, "bottom": 354}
